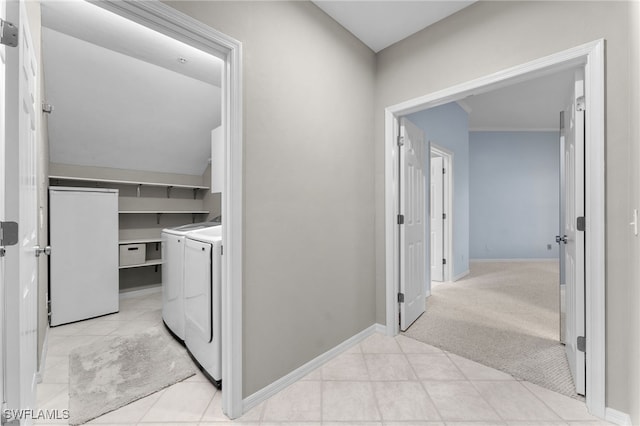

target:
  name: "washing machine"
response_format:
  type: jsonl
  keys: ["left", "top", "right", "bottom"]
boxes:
{"left": 161, "top": 220, "right": 220, "bottom": 341}
{"left": 184, "top": 225, "right": 223, "bottom": 387}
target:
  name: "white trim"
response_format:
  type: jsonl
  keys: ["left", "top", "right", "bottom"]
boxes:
{"left": 35, "top": 326, "right": 49, "bottom": 383}
{"left": 374, "top": 323, "right": 387, "bottom": 334}
{"left": 91, "top": 1, "right": 244, "bottom": 418}
{"left": 451, "top": 270, "right": 470, "bottom": 282}
{"left": 470, "top": 258, "right": 557, "bottom": 263}
{"left": 384, "top": 39, "right": 606, "bottom": 417}
{"left": 429, "top": 143, "right": 453, "bottom": 282}
{"left": 118, "top": 284, "right": 162, "bottom": 299}
{"left": 583, "top": 39, "right": 606, "bottom": 419}
{"left": 605, "top": 408, "right": 632, "bottom": 426}
{"left": 243, "top": 324, "right": 381, "bottom": 412}
{"left": 456, "top": 99, "right": 472, "bottom": 114}
{"left": 469, "top": 127, "right": 559, "bottom": 132}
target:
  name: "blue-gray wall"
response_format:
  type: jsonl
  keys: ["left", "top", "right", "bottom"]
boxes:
{"left": 407, "top": 102, "right": 469, "bottom": 279}
{"left": 469, "top": 131, "right": 559, "bottom": 259}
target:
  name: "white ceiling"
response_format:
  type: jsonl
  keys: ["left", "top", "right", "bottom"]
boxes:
{"left": 463, "top": 69, "right": 577, "bottom": 131}
{"left": 312, "top": 1, "right": 475, "bottom": 52}
{"left": 41, "top": 1, "right": 223, "bottom": 176}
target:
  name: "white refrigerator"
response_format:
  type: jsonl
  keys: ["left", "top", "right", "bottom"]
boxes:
{"left": 49, "top": 187, "right": 119, "bottom": 326}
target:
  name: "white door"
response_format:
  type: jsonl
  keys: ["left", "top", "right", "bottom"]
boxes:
{"left": 18, "top": 0, "right": 39, "bottom": 412}
{"left": 399, "top": 118, "right": 427, "bottom": 331}
{"left": 0, "top": 0, "right": 7, "bottom": 408}
{"left": 563, "top": 68, "right": 586, "bottom": 396}
{"left": 4, "top": 0, "right": 39, "bottom": 415}
{"left": 430, "top": 156, "right": 444, "bottom": 282}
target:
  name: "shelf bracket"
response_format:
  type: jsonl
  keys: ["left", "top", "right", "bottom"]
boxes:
{"left": 156, "top": 213, "right": 162, "bottom": 225}
{"left": 167, "top": 186, "right": 173, "bottom": 199}
{"left": 155, "top": 265, "right": 159, "bottom": 273}
{"left": 155, "top": 242, "right": 160, "bottom": 251}
{"left": 193, "top": 188, "right": 198, "bottom": 200}
{"left": 136, "top": 184, "right": 142, "bottom": 198}
{"left": 192, "top": 213, "right": 196, "bottom": 223}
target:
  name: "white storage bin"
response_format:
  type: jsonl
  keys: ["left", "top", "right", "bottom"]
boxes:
{"left": 120, "top": 243, "right": 146, "bottom": 266}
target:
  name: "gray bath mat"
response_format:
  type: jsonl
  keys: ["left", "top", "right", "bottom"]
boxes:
{"left": 68, "top": 326, "right": 195, "bottom": 425}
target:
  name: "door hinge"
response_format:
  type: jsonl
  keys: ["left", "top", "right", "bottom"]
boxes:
{"left": 220, "top": 245, "right": 223, "bottom": 255}
{"left": 442, "top": 213, "right": 446, "bottom": 220}
{"left": 559, "top": 111, "right": 565, "bottom": 131}
{"left": 0, "top": 221, "right": 19, "bottom": 248}
{"left": 443, "top": 168, "right": 446, "bottom": 174}
{"left": 1, "top": 18, "right": 18, "bottom": 48}
{"left": 397, "top": 293, "right": 405, "bottom": 303}
{"left": 397, "top": 214, "right": 404, "bottom": 225}
{"left": 42, "top": 103, "right": 54, "bottom": 114}
{"left": 577, "top": 336, "right": 586, "bottom": 353}
{"left": 442, "top": 258, "right": 447, "bottom": 265}
{"left": 577, "top": 216, "right": 585, "bottom": 231}
{"left": 576, "top": 96, "right": 586, "bottom": 112}
{"left": 397, "top": 135, "right": 404, "bottom": 147}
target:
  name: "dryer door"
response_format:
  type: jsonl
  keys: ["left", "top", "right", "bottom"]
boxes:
{"left": 184, "top": 238, "right": 212, "bottom": 343}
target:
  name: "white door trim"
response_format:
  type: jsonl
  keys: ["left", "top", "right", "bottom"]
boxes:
{"left": 429, "top": 144, "right": 453, "bottom": 282}
{"left": 384, "top": 39, "right": 605, "bottom": 418}
{"left": 90, "top": 1, "right": 244, "bottom": 418}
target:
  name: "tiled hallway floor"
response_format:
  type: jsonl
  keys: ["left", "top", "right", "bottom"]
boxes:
{"left": 36, "top": 290, "right": 613, "bottom": 425}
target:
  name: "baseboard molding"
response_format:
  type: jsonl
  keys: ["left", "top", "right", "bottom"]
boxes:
{"left": 605, "top": 408, "right": 632, "bottom": 425}
{"left": 119, "top": 284, "right": 162, "bottom": 299}
{"left": 243, "top": 323, "right": 382, "bottom": 413}
{"left": 452, "top": 270, "right": 470, "bottom": 281}
{"left": 36, "top": 326, "right": 50, "bottom": 383}
{"left": 470, "top": 258, "right": 556, "bottom": 263}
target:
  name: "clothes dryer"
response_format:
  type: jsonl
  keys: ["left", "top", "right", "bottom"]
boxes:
{"left": 184, "top": 225, "right": 223, "bottom": 387}
{"left": 161, "top": 220, "right": 220, "bottom": 341}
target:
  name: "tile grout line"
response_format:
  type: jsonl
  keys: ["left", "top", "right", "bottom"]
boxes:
{"left": 360, "top": 339, "right": 384, "bottom": 423}
{"left": 400, "top": 341, "right": 445, "bottom": 424}
{"left": 442, "top": 350, "right": 505, "bottom": 424}
{"left": 518, "top": 380, "right": 580, "bottom": 423}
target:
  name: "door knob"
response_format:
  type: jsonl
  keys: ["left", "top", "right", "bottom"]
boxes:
{"left": 35, "top": 245, "right": 52, "bottom": 257}
{"left": 555, "top": 235, "right": 568, "bottom": 244}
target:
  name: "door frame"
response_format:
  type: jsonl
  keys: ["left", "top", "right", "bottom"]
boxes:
{"left": 429, "top": 143, "right": 453, "bottom": 283}
{"left": 384, "top": 39, "right": 605, "bottom": 417}
{"left": 92, "top": 1, "right": 244, "bottom": 418}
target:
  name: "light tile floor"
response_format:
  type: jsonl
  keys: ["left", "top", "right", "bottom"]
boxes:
{"left": 36, "top": 290, "right": 613, "bottom": 426}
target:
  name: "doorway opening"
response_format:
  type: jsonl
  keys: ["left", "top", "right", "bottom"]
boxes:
{"left": 384, "top": 40, "right": 605, "bottom": 417}
{"left": 3, "top": 0, "right": 244, "bottom": 420}
{"left": 428, "top": 144, "right": 453, "bottom": 289}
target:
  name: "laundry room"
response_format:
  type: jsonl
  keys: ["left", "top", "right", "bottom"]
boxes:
{"left": 40, "top": 0, "right": 226, "bottom": 397}
{"left": 43, "top": 0, "right": 223, "bottom": 295}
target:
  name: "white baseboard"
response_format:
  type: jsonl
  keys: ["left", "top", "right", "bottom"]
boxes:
{"left": 605, "top": 408, "right": 632, "bottom": 425}
{"left": 119, "top": 284, "right": 162, "bottom": 299}
{"left": 470, "top": 258, "right": 556, "bottom": 263}
{"left": 452, "top": 270, "right": 470, "bottom": 281}
{"left": 36, "top": 325, "right": 50, "bottom": 383}
{"left": 243, "top": 323, "right": 383, "bottom": 412}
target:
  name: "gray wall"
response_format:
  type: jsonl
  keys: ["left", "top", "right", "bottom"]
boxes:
{"left": 469, "top": 131, "right": 559, "bottom": 260}
{"left": 164, "top": 1, "right": 376, "bottom": 398}
{"left": 627, "top": 1, "right": 640, "bottom": 423}
{"left": 406, "top": 102, "right": 470, "bottom": 278}
{"left": 374, "top": 1, "right": 632, "bottom": 414}
{"left": 201, "top": 164, "right": 221, "bottom": 222}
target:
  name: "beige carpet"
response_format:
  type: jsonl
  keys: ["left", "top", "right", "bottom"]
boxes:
{"left": 404, "top": 260, "right": 582, "bottom": 400}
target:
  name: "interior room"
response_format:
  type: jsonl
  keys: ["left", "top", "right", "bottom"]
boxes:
{"left": 1, "top": 0, "right": 639, "bottom": 425}
{"left": 401, "top": 68, "right": 580, "bottom": 399}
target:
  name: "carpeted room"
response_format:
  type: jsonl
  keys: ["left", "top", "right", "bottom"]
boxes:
{"left": 403, "top": 81, "right": 577, "bottom": 398}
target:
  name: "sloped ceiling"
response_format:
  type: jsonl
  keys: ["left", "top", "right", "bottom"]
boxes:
{"left": 42, "top": 2, "right": 223, "bottom": 176}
